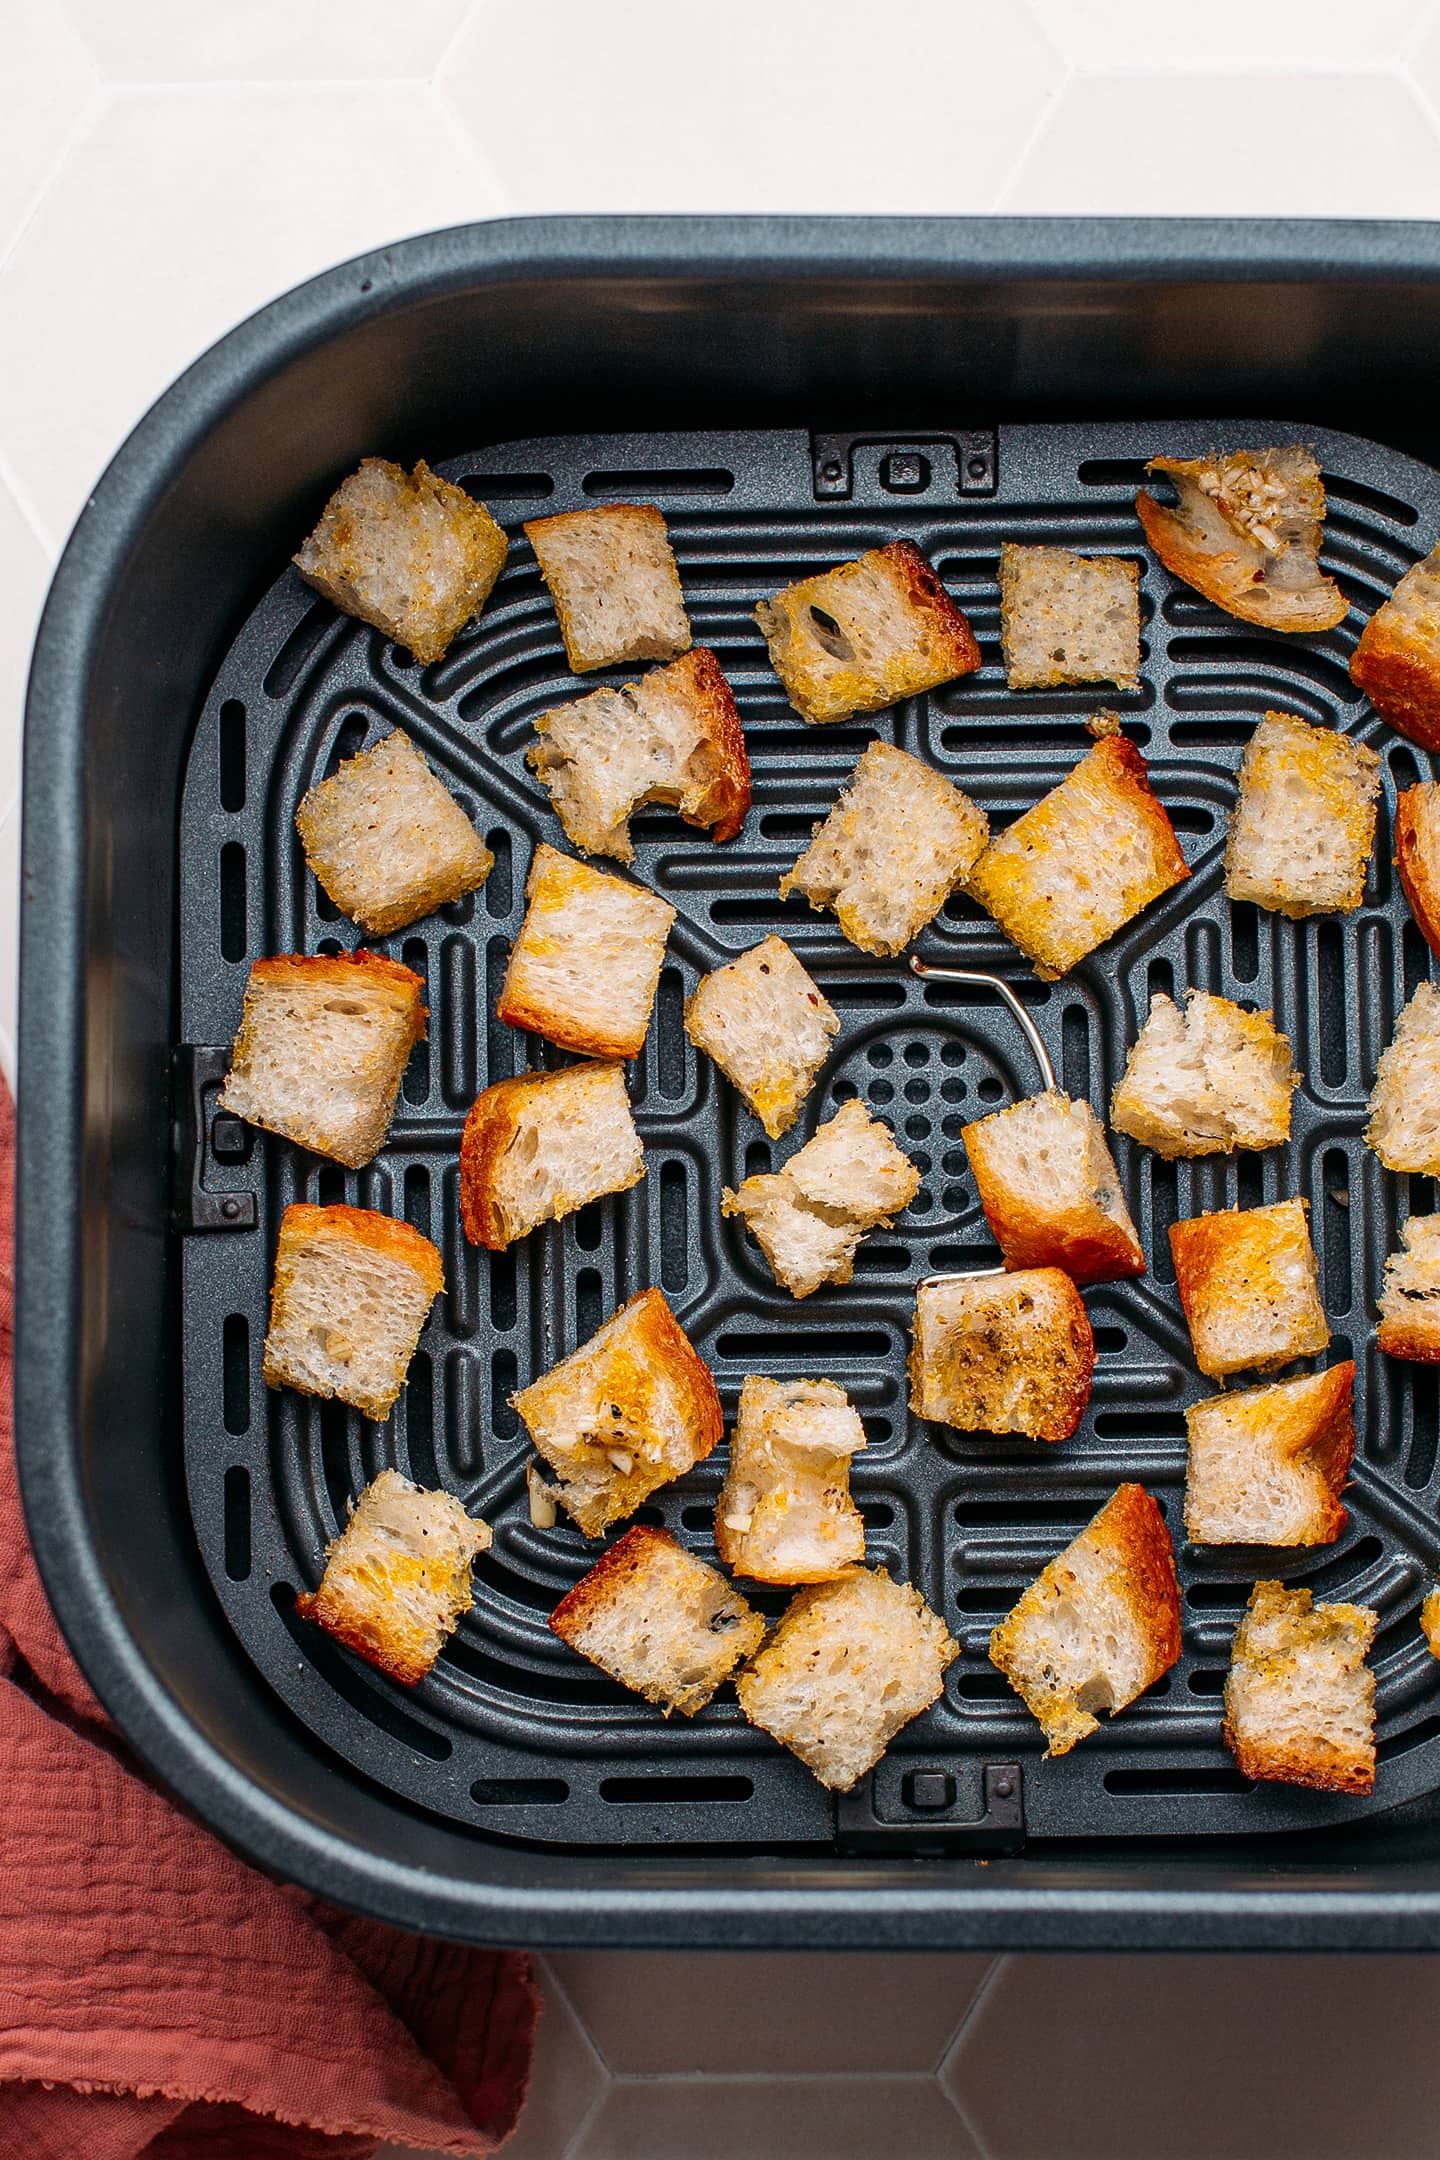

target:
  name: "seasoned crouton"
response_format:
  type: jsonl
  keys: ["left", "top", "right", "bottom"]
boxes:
{"left": 1169, "top": 1199, "right": 1329, "bottom": 1380}
{"left": 294, "top": 458, "right": 507, "bottom": 665}
{"left": 1395, "top": 781, "right": 1440, "bottom": 958}
{"left": 1136, "top": 447, "right": 1347, "bottom": 633}
{"left": 262, "top": 1203, "right": 443, "bottom": 1421}
{"left": 459, "top": 1060, "right": 643, "bottom": 1251}
{"left": 1223, "top": 1579, "right": 1376, "bottom": 1795}
{"left": 524, "top": 502, "right": 690, "bottom": 673}
{"left": 1350, "top": 545, "right": 1440, "bottom": 751}
{"left": 755, "top": 539, "right": 981, "bottom": 724}
{"left": 550, "top": 1525, "right": 764, "bottom": 1714}
{"left": 1184, "top": 1363, "right": 1355, "bottom": 1547}
{"left": 998, "top": 544, "right": 1141, "bottom": 691}
{"left": 497, "top": 843, "right": 674, "bottom": 1060}
{"left": 528, "top": 646, "right": 749, "bottom": 863}
{"left": 1367, "top": 982, "right": 1440, "bottom": 1174}
{"left": 1378, "top": 1213, "right": 1440, "bottom": 1361}
{"left": 296, "top": 1469, "right": 490, "bottom": 1686}
{"left": 909, "top": 1268, "right": 1095, "bottom": 1444}
{"left": 961, "top": 1088, "right": 1143, "bottom": 1285}
{"left": 716, "top": 1376, "right": 866, "bottom": 1584}
{"left": 989, "top": 1484, "right": 1181, "bottom": 1757}
{"left": 722, "top": 1097, "right": 920, "bottom": 1298}
{"left": 1423, "top": 1588, "right": 1440, "bottom": 1658}
{"left": 1110, "top": 990, "right": 1298, "bottom": 1158}
{"left": 1224, "top": 711, "right": 1380, "bottom": 917}
{"left": 295, "top": 728, "right": 493, "bottom": 936}
{"left": 219, "top": 950, "right": 424, "bottom": 1169}
{"left": 685, "top": 935, "right": 839, "bottom": 1139}
{"left": 735, "top": 1568, "right": 959, "bottom": 1791}
{"left": 513, "top": 1288, "right": 722, "bottom": 1535}
{"left": 966, "top": 735, "right": 1188, "bottom": 979}
{"left": 778, "top": 740, "right": 988, "bottom": 957}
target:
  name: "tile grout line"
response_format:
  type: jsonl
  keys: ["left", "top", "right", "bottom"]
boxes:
{"left": 986, "top": 58, "right": 1074, "bottom": 215}
{"left": 538, "top": 1954, "right": 616, "bottom": 2076}
{"left": 574, "top": 2069, "right": 952, "bottom": 2088}
{"left": 529, "top": 1956, "right": 613, "bottom": 2160}
{"left": 935, "top": 1955, "right": 1009, "bottom": 2160}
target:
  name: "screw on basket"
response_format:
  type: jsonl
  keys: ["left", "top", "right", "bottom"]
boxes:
{"left": 907, "top": 955, "right": 1054, "bottom": 1286}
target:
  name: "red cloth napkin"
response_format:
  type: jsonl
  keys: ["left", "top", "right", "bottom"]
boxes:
{"left": 0, "top": 1084, "right": 539, "bottom": 2157}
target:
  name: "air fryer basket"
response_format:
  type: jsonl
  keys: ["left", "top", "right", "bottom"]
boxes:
{"left": 24, "top": 217, "right": 1440, "bottom": 1949}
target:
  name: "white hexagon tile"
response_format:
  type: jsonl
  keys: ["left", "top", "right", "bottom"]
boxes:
{"left": 8, "top": 6, "right": 1440, "bottom": 2152}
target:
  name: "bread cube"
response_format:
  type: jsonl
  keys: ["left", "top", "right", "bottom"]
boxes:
{"left": 685, "top": 935, "right": 839, "bottom": 1139}
{"left": 990, "top": 1483, "right": 1180, "bottom": 1757}
{"left": 513, "top": 1288, "right": 722, "bottom": 1535}
{"left": 1225, "top": 709, "right": 1379, "bottom": 917}
{"left": 716, "top": 1376, "right": 866, "bottom": 1584}
{"left": 735, "top": 1568, "right": 959, "bottom": 1792}
{"left": 966, "top": 735, "right": 1188, "bottom": 979}
{"left": 528, "top": 646, "right": 750, "bottom": 863}
{"left": 1396, "top": 781, "right": 1440, "bottom": 959}
{"left": 998, "top": 543, "right": 1141, "bottom": 691}
{"left": 524, "top": 502, "right": 690, "bottom": 673}
{"left": 1423, "top": 1588, "right": 1440, "bottom": 1659}
{"left": 1223, "top": 1580, "right": 1376, "bottom": 1794}
{"left": 497, "top": 843, "right": 674, "bottom": 1060}
{"left": 1184, "top": 1363, "right": 1355, "bottom": 1547}
{"left": 295, "top": 728, "right": 493, "bottom": 936}
{"left": 755, "top": 539, "right": 980, "bottom": 724}
{"left": 1110, "top": 989, "right": 1298, "bottom": 1158}
{"left": 909, "top": 1268, "right": 1094, "bottom": 1445}
{"left": 1367, "top": 982, "right": 1440, "bottom": 1174}
{"left": 1378, "top": 1213, "right": 1440, "bottom": 1361}
{"left": 219, "top": 950, "right": 425, "bottom": 1169}
{"left": 296, "top": 1469, "right": 490, "bottom": 1686}
{"left": 460, "top": 1060, "right": 643, "bottom": 1250}
{"left": 962, "top": 1088, "right": 1143, "bottom": 1285}
{"left": 550, "top": 1525, "right": 764, "bottom": 1715}
{"left": 294, "top": 458, "right": 507, "bottom": 665}
{"left": 722, "top": 1097, "right": 920, "bottom": 1299}
{"left": 262, "top": 1203, "right": 443, "bottom": 1420}
{"left": 1136, "top": 447, "right": 1347, "bottom": 633}
{"left": 1350, "top": 544, "right": 1440, "bottom": 751}
{"left": 1169, "top": 1199, "right": 1329, "bottom": 1381}
{"left": 779, "top": 740, "right": 988, "bottom": 958}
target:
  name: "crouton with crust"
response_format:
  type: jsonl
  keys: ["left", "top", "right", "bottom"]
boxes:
{"left": 966, "top": 735, "right": 1189, "bottom": 979}
{"left": 1169, "top": 1199, "right": 1329, "bottom": 1381}
{"left": 1423, "top": 1588, "right": 1440, "bottom": 1658}
{"left": 1350, "top": 545, "right": 1440, "bottom": 751}
{"left": 525, "top": 503, "right": 690, "bottom": 673}
{"left": 735, "top": 1568, "right": 959, "bottom": 1792}
{"left": 685, "top": 935, "right": 839, "bottom": 1139}
{"left": 755, "top": 539, "right": 980, "bottom": 724}
{"left": 262, "top": 1203, "right": 443, "bottom": 1421}
{"left": 1367, "top": 982, "right": 1440, "bottom": 1174}
{"left": 909, "top": 1268, "right": 1095, "bottom": 1445}
{"left": 1184, "top": 1363, "right": 1355, "bottom": 1547}
{"left": 295, "top": 458, "right": 508, "bottom": 666}
{"left": 1224, "top": 711, "right": 1379, "bottom": 917}
{"left": 1110, "top": 990, "right": 1298, "bottom": 1158}
{"left": 460, "top": 1060, "right": 643, "bottom": 1250}
{"left": 297, "top": 1469, "right": 491, "bottom": 1687}
{"left": 962, "top": 1088, "right": 1144, "bottom": 1285}
{"left": 1223, "top": 1579, "right": 1377, "bottom": 1795}
{"left": 998, "top": 543, "right": 1141, "bottom": 691}
{"left": 989, "top": 1483, "right": 1181, "bottom": 1757}
{"left": 550, "top": 1525, "right": 764, "bottom": 1714}
{"left": 1136, "top": 447, "right": 1347, "bottom": 633}
{"left": 296, "top": 728, "right": 493, "bottom": 937}
{"left": 513, "top": 1288, "right": 722, "bottom": 1535}
{"left": 1395, "top": 781, "right": 1440, "bottom": 958}
{"left": 528, "top": 647, "right": 750, "bottom": 863}
{"left": 779, "top": 739, "right": 989, "bottom": 957}
{"left": 219, "top": 950, "right": 425, "bottom": 1169}
{"left": 722, "top": 1097, "right": 920, "bottom": 1298}
{"left": 716, "top": 1376, "right": 866, "bottom": 1584}
{"left": 1378, "top": 1213, "right": 1440, "bottom": 1361}
{"left": 497, "top": 843, "right": 674, "bottom": 1060}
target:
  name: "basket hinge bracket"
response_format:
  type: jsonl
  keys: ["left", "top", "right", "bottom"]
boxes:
{"left": 811, "top": 428, "right": 997, "bottom": 502}
{"left": 834, "top": 1760, "right": 1025, "bottom": 1856}
{"left": 171, "top": 1045, "right": 257, "bottom": 1232}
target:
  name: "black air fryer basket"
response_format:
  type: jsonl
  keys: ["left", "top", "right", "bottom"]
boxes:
{"left": 23, "top": 216, "right": 1440, "bottom": 1949}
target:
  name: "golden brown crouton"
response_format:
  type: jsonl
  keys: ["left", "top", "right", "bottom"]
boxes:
{"left": 998, "top": 544, "right": 1141, "bottom": 691}
{"left": 909, "top": 1268, "right": 1095, "bottom": 1444}
{"left": 1224, "top": 711, "right": 1380, "bottom": 917}
{"left": 1110, "top": 990, "right": 1298, "bottom": 1158}
{"left": 716, "top": 1376, "right": 866, "bottom": 1584}
{"left": 296, "top": 1469, "right": 491, "bottom": 1687}
{"left": 1223, "top": 1580, "right": 1376, "bottom": 1795}
{"left": 684, "top": 936, "right": 840, "bottom": 1140}
{"left": 722, "top": 1097, "right": 920, "bottom": 1298}
{"left": 262, "top": 1203, "right": 444, "bottom": 1421}
{"left": 755, "top": 539, "right": 980, "bottom": 724}
{"left": 1350, "top": 545, "right": 1440, "bottom": 751}
{"left": 459, "top": 1061, "right": 644, "bottom": 1251}
{"left": 1136, "top": 447, "right": 1347, "bottom": 632}
{"left": 1184, "top": 1363, "right": 1355, "bottom": 1547}
{"left": 550, "top": 1526, "right": 764, "bottom": 1714}
{"left": 1395, "top": 781, "right": 1440, "bottom": 959}
{"left": 1423, "top": 1588, "right": 1440, "bottom": 1659}
{"left": 524, "top": 503, "right": 690, "bottom": 673}
{"left": 497, "top": 843, "right": 674, "bottom": 1060}
{"left": 1367, "top": 982, "right": 1440, "bottom": 1175}
{"left": 295, "top": 728, "right": 493, "bottom": 936}
{"left": 1378, "top": 1213, "right": 1440, "bottom": 1361}
{"left": 1169, "top": 1199, "right": 1329, "bottom": 1380}
{"left": 962, "top": 1088, "right": 1144, "bottom": 1285}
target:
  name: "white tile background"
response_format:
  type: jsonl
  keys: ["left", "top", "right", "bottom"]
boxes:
{"left": 9, "top": 2, "right": 1440, "bottom": 2151}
